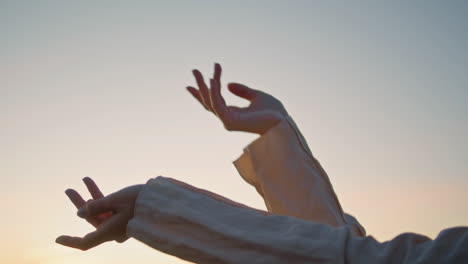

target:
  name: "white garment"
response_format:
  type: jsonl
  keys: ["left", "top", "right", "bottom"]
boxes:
{"left": 126, "top": 116, "right": 468, "bottom": 263}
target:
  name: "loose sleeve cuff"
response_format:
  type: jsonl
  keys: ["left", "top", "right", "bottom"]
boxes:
{"left": 232, "top": 115, "right": 365, "bottom": 235}
{"left": 233, "top": 116, "right": 294, "bottom": 191}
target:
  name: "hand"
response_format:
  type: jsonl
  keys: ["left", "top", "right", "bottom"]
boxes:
{"left": 56, "top": 179, "right": 144, "bottom": 251}
{"left": 187, "top": 63, "right": 288, "bottom": 135}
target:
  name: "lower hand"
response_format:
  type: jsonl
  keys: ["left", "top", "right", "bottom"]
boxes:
{"left": 56, "top": 178, "right": 143, "bottom": 251}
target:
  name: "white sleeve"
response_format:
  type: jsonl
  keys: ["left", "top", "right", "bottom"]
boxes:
{"left": 126, "top": 176, "right": 468, "bottom": 264}
{"left": 233, "top": 115, "right": 364, "bottom": 235}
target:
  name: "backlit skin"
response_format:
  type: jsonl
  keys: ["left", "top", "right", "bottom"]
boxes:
{"left": 57, "top": 181, "right": 143, "bottom": 250}
{"left": 187, "top": 63, "right": 288, "bottom": 135}
{"left": 56, "top": 63, "right": 290, "bottom": 250}
{"left": 57, "top": 177, "right": 133, "bottom": 250}
{"left": 64, "top": 177, "right": 113, "bottom": 227}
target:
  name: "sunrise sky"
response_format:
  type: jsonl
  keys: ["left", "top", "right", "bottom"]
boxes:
{"left": 2, "top": 1, "right": 467, "bottom": 263}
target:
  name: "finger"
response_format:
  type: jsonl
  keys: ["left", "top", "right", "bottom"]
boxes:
{"left": 227, "top": 83, "right": 260, "bottom": 101}
{"left": 186, "top": 86, "right": 209, "bottom": 110}
{"left": 211, "top": 79, "right": 243, "bottom": 132}
{"left": 87, "top": 208, "right": 113, "bottom": 227}
{"left": 81, "top": 199, "right": 102, "bottom": 226}
{"left": 210, "top": 79, "right": 228, "bottom": 119}
{"left": 56, "top": 213, "right": 127, "bottom": 250}
{"left": 192, "top": 69, "right": 213, "bottom": 111}
{"left": 56, "top": 235, "right": 90, "bottom": 250}
{"left": 96, "top": 211, "right": 114, "bottom": 222}
{"left": 78, "top": 196, "right": 114, "bottom": 218}
{"left": 56, "top": 234, "right": 108, "bottom": 251}
{"left": 65, "top": 191, "right": 101, "bottom": 226}
{"left": 65, "top": 189, "right": 86, "bottom": 209}
{"left": 83, "top": 177, "right": 104, "bottom": 199}
{"left": 86, "top": 217, "right": 101, "bottom": 228}
{"left": 213, "top": 63, "right": 222, "bottom": 83}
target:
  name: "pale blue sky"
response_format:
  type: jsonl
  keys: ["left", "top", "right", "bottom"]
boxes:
{"left": 1, "top": 1, "right": 467, "bottom": 263}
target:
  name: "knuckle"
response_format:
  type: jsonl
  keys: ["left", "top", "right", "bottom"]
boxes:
{"left": 223, "top": 122, "right": 233, "bottom": 131}
{"left": 116, "top": 236, "right": 127, "bottom": 243}
{"left": 79, "top": 243, "right": 90, "bottom": 251}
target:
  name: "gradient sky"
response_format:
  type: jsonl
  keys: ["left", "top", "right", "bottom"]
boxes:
{"left": 2, "top": 1, "right": 467, "bottom": 263}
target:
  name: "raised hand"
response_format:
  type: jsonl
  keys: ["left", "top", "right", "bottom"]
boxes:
{"left": 187, "top": 63, "right": 288, "bottom": 135}
{"left": 56, "top": 178, "right": 143, "bottom": 250}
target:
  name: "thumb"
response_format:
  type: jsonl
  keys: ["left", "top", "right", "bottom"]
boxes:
{"left": 227, "top": 83, "right": 260, "bottom": 101}
{"left": 78, "top": 196, "right": 114, "bottom": 218}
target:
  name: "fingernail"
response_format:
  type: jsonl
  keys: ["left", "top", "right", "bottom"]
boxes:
{"left": 77, "top": 207, "right": 87, "bottom": 218}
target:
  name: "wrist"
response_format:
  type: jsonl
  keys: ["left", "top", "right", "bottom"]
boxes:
{"left": 259, "top": 112, "right": 287, "bottom": 135}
